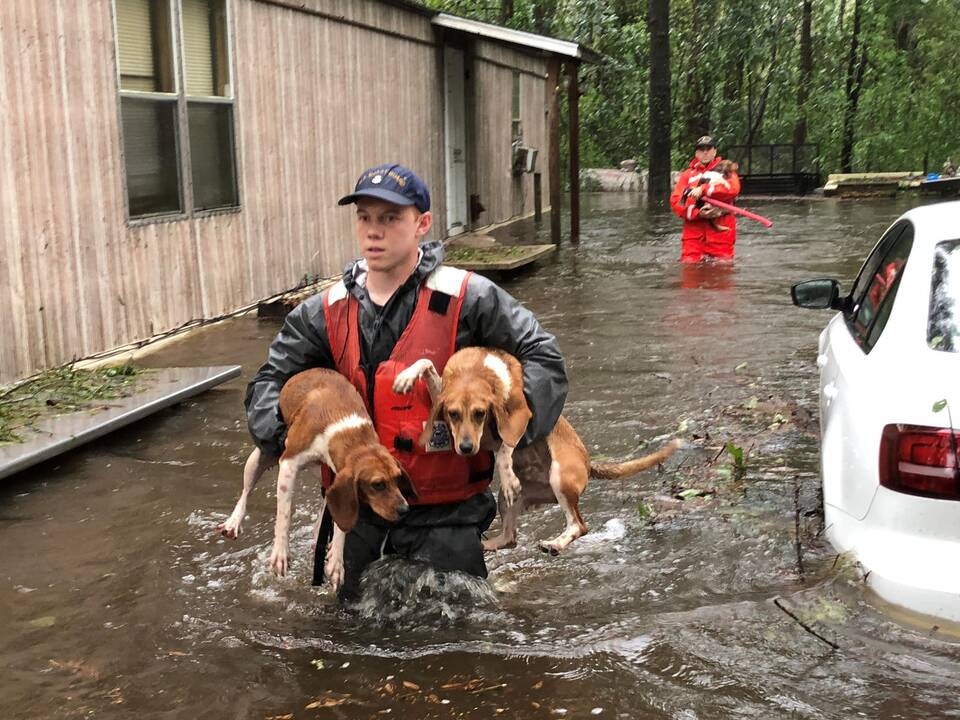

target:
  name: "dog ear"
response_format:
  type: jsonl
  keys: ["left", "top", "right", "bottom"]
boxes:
{"left": 326, "top": 468, "right": 359, "bottom": 532}
{"left": 490, "top": 398, "right": 533, "bottom": 448}
{"left": 418, "top": 398, "right": 445, "bottom": 447}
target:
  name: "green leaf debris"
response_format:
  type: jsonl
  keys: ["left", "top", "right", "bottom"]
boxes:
{"left": 0, "top": 363, "right": 148, "bottom": 445}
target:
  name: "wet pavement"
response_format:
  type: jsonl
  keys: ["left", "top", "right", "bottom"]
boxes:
{"left": 4, "top": 195, "right": 960, "bottom": 719}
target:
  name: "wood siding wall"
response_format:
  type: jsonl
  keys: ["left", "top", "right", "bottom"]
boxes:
{"left": 0, "top": 0, "right": 551, "bottom": 385}
{"left": 1, "top": 0, "right": 130, "bottom": 386}
{"left": 471, "top": 40, "right": 548, "bottom": 229}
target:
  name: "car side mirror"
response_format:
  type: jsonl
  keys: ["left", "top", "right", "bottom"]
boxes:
{"left": 791, "top": 279, "right": 848, "bottom": 311}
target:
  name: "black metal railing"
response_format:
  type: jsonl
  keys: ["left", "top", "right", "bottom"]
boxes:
{"left": 724, "top": 143, "right": 821, "bottom": 194}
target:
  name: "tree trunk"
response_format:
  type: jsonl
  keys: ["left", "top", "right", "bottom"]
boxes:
{"left": 841, "top": 0, "right": 868, "bottom": 172}
{"left": 746, "top": 23, "right": 783, "bottom": 147}
{"left": 670, "top": 41, "right": 687, "bottom": 159}
{"left": 682, "top": 0, "right": 711, "bottom": 144}
{"left": 793, "top": 0, "right": 813, "bottom": 146}
{"left": 733, "top": 52, "right": 745, "bottom": 142}
{"left": 647, "top": 0, "right": 672, "bottom": 203}
{"left": 499, "top": 0, "right": 514, "bottom": 25}
{"left": 532, "top": 1, "right": 549, "bottom": 35}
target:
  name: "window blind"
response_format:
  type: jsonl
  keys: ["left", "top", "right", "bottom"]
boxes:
{"left": 116, "top": 0, "right": 156, "bottom": 91}
{"left": 182, "top": 0, "right": 215, "bottom": 96}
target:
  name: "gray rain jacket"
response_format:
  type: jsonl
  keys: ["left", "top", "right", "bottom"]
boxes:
{"left": 244, "top": 241, "right": 567, "bottom": 458}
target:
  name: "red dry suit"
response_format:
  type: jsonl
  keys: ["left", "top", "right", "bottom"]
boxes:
{"left": 322, "top": 270, "right": 493, "bottom": 506}
{"left": 670, "top": 156, "right": 741, "bottom": 263}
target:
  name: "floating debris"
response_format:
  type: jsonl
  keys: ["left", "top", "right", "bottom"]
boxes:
{"left": 305, "top": 694, "right": 352, "bottom": 709}
{"left": 47, "top": 659, "right": 101, "bottom": 680}
{"left": 675, "top": 488, "right": 714, "bottom": 501}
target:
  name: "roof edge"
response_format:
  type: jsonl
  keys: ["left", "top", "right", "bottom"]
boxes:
{"left": 432, "top": 13, "right": 600, "bottom": 63}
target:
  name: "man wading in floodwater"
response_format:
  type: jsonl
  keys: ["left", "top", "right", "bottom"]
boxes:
{"left": 244, "top": 164, "right": 567, "bottom": 601}
{"left": 670, "top": 135, "right": 742, "bottom": 263}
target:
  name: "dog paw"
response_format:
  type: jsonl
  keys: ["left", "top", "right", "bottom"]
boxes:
{"left": 217, "top": 515, "right": 242, "bottom": 539}
{"left": 324, "top": 556, "right": 344, "bottom": 591}
{"left": 538, "top": 540, "right": 562, "bottom": 556}
{"left": 500, "top": 472, "right": 522, "bottom": 506}
{"left": 268, "top": 542, "right": 289, "bottom": 577}
{"left": 392, "top": 363, "right": 423, "bottom": 394}
{"left": 482, "top": 536, "right": 517, "bottom": 552}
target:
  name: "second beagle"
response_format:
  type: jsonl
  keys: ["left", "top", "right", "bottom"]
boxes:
{"left": 394, "top": 348, "right": 680, "bottom": 554}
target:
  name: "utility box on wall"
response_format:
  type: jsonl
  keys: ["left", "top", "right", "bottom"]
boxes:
{"left": 512, "top": 142, "right": 538, "bottom": 176}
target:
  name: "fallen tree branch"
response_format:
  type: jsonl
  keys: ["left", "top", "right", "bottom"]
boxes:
{"left": 773, "top": 597, "right": 840, "bottom": 650}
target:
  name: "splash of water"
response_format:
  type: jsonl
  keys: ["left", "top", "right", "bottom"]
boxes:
{"left": 350, "top": 556, "right": 500, "bottom": 628}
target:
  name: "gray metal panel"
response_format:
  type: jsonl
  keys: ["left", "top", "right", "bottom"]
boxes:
{"left": 0, "top": 365, "right": 241, "bottom": 481}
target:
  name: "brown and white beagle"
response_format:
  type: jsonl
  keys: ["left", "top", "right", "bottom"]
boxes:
{"left": 394, "top": 348, "right": 681, "bottom": 554}
{"left": 218, "top": 368, "right": 411, "bottom": 588}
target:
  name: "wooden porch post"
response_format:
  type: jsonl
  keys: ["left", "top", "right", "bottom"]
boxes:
{"left": 547, "top": 56, "right": 562, "bottom": 244}
{"left": 567, "top": 61, "right": 580, "bottom": 243}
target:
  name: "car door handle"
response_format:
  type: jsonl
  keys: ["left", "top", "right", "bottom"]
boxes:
{"left": 823, "top": 383, "right": 839, "bottom": 400}
{"left": 817, "top": 354, "right": 828, "bottom": 368}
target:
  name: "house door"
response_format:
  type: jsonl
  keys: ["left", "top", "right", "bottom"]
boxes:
{"left": 444, "top": 46, "right": 468, "bottom": 235}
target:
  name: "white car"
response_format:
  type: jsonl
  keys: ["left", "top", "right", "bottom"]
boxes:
{"left": 792, "top": 200, "right": 960, "bottom": 622}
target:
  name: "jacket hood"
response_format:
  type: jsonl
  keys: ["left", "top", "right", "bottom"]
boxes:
{"left": 341, "top": 240, "right": 446, "bottom": 292}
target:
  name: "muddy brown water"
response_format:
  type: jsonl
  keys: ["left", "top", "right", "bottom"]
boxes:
{"left": 4, "top": 195, "right": 960, "bottom": 719}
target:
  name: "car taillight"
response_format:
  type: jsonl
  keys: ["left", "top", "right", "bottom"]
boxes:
{"left": 880, "top": 424, "right": 960, "bottom": 500}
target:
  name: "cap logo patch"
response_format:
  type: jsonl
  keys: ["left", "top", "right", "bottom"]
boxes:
{"left": 371, "top": 174, "right": 383, "bottom": 184}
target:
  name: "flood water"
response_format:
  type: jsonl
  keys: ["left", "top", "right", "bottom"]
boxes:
{"left": 4, "top": 194, "right": 960, "bottom": 719}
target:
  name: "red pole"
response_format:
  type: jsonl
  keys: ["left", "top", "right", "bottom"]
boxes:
{"left": 702, "top": 197, "right": 774, "bottom": 228}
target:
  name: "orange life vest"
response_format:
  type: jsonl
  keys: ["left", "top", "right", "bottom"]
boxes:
{"left": 321, "top": 266, "right": 493, "bottom": 505}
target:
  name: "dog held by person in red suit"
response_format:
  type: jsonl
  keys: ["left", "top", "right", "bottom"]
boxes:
{"left": 669, "top": 136, "right": 741, "bottom": 263}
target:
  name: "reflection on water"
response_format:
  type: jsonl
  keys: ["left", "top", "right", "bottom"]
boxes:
{"left": 3, "top": 195, "right": 960, "bottom": 719}
{"left": 679, "top": 260, "right": 736, "bottom": 290}
{"left": 930, "top": 240, "right": 960, "bottom": 351}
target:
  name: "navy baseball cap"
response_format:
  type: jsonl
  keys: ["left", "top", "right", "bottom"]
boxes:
{"left": 337, "top": 164, "right": 431, "bottom": 212}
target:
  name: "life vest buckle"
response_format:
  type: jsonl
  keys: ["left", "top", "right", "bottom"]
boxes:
{"left": 394, "top": 435, "right": 415, "bottom": 452}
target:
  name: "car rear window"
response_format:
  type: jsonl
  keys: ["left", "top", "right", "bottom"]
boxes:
{"left": 929, "top": 239, "right": 960, "bottom": 352}
{"left": 847, "top": 221, "right": 913, "bottom": 352}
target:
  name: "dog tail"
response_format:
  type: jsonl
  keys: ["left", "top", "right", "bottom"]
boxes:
{"left": 589, "top": 438, "right": 682, "bottom": 480}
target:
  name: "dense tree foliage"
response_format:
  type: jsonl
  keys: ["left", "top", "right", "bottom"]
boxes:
{"left": 424, "top": 0, "right": 960, "bottom": 173}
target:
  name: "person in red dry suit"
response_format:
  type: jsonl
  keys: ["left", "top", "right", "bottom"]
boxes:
{"left": 669, "top": 135, "right": 742, "bottom": 263}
